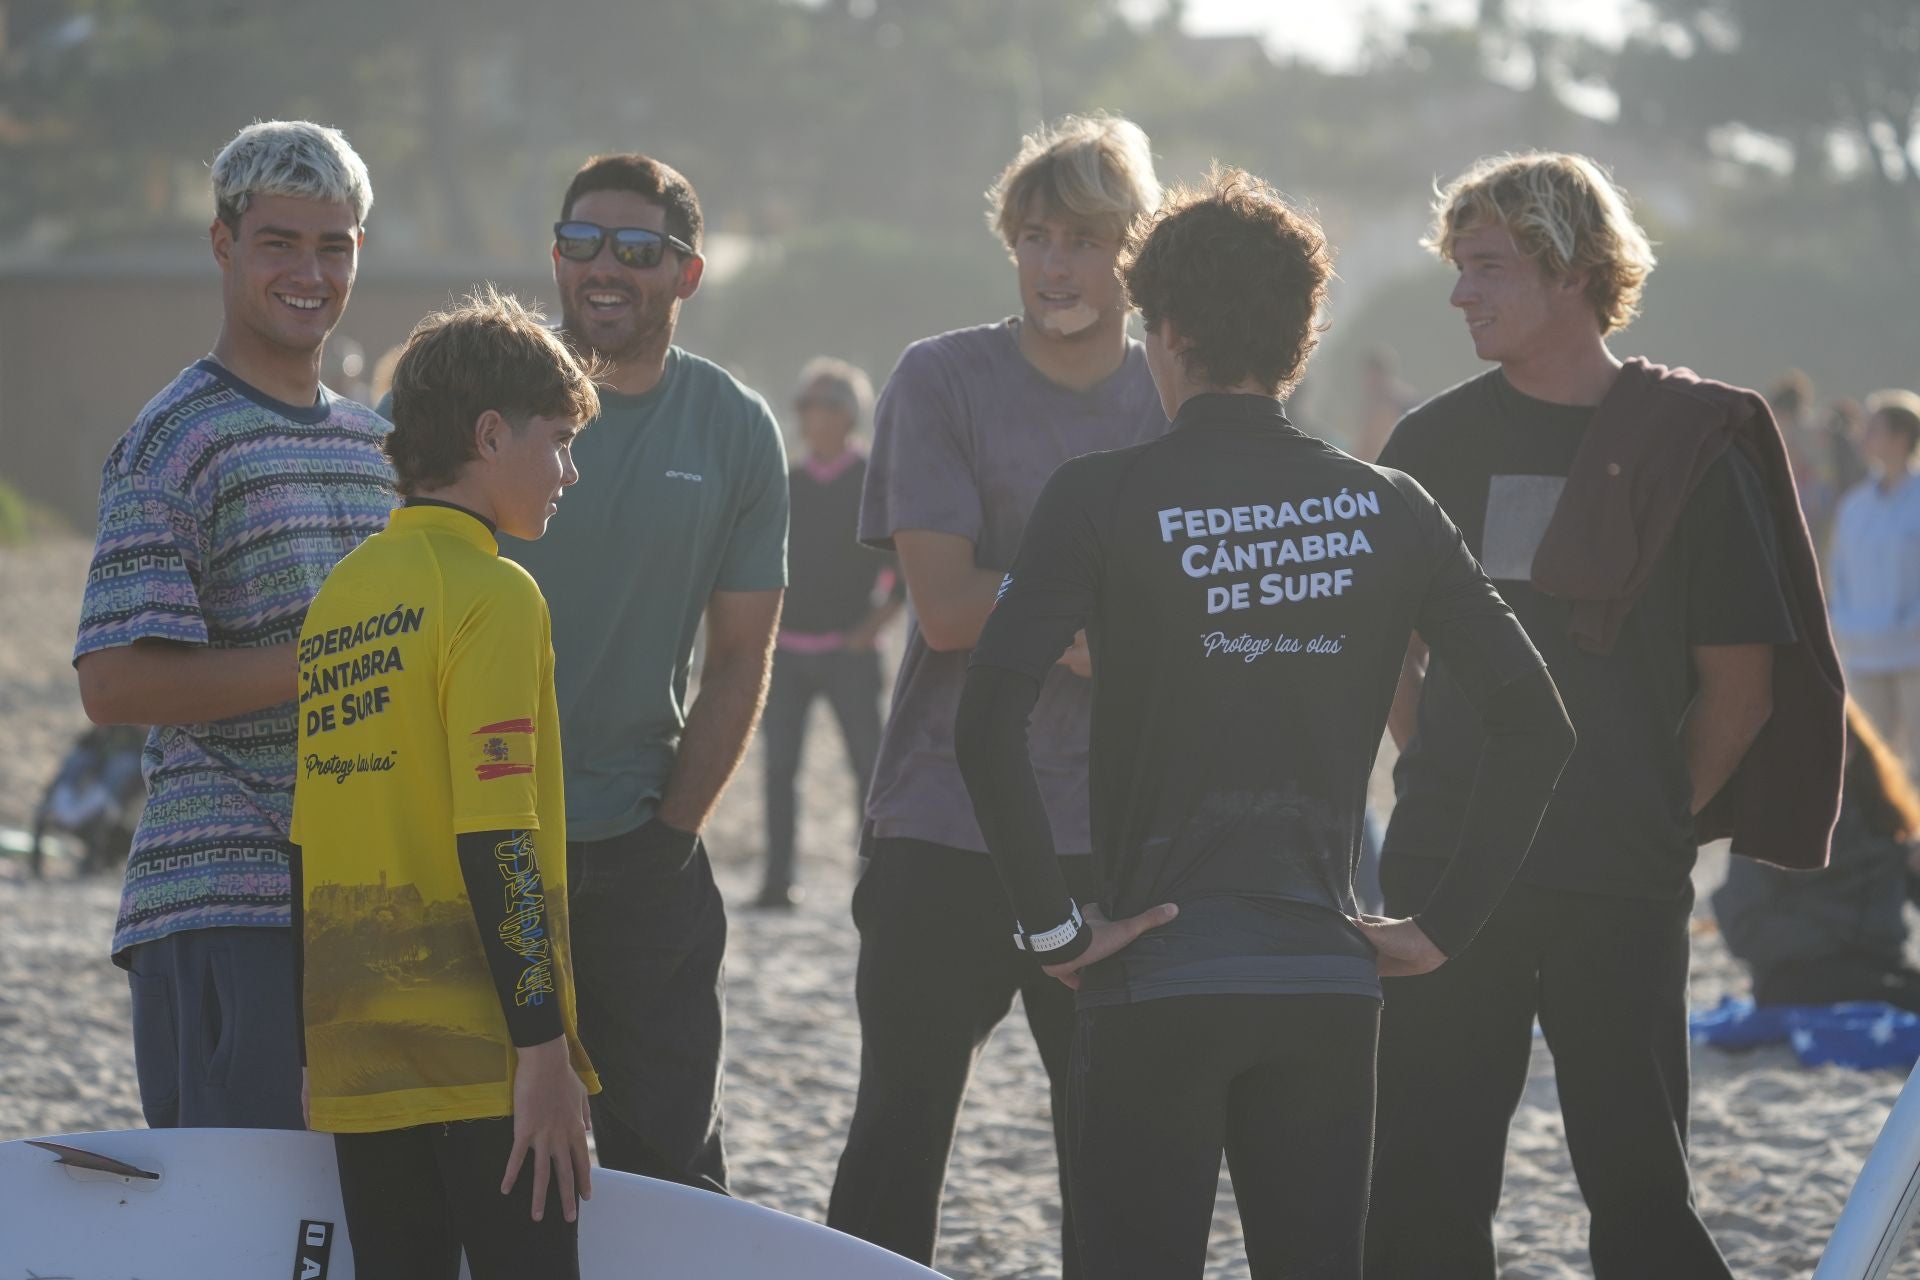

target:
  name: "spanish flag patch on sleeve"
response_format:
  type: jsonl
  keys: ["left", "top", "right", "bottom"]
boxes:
{"left": 470, "top": 719, "right": 535, "bottom": 781}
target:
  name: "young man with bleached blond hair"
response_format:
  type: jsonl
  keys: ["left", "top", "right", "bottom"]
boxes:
{"left": 826, "top": 113, "right": 1168, "bottom": 1276}
{"left": 75, "top": 119, "right": 392, "bottom": 1132}
{"left": 1367, "top": 151, "right": 1843, "bottom": 1278}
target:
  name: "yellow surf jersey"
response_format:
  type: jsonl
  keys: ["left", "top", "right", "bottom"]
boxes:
{"left": 291, "top": 502, "right": 598, "bottom": 1133}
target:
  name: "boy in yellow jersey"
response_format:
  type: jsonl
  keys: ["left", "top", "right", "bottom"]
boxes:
{"left": 291, "top": 287, "right": 603, "bottom": 1279}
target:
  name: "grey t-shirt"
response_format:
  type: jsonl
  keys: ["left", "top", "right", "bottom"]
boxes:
{"left": 858, "top": 318, "right": 1169, "bottom": 853}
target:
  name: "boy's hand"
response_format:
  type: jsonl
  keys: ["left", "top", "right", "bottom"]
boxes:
{"left": 502, "top": 1035, "right": 592, "bottom": 1222}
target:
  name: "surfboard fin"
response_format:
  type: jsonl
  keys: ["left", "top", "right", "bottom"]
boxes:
{"left": 26, "top": 1140, "right": 160, "bottom": 1180}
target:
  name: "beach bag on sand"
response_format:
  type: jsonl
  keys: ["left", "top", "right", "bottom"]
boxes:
{"left": 1691, "top": 995, "right": 1920, "bottom": 1070}
{"left": 30, "top": 724, "right": 146, "bottom": 877}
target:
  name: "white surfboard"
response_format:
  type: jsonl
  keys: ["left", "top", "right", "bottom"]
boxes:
{"left": 0, "top": 1127, "right": 946, "bottom": 1278}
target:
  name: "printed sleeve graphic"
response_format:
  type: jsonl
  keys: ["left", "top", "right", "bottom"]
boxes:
{"left": 492, "top": 831, "right": 554, "bottom": 1009}
{"left": 470, "top": 719, "right": 535, "bottom": 782}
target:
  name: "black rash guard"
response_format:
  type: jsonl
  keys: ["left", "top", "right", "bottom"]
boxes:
{"left": 956, "top": 392, "right": 1575, "bottom": 1005}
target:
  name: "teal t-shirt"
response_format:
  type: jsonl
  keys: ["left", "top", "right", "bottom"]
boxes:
{"left": 392, "top": 347, "right": 788, "bottom": 841}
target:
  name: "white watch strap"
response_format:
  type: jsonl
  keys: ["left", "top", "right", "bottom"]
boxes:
{"left": 1013, "top": 901, "right": 1084, "bottom": 953}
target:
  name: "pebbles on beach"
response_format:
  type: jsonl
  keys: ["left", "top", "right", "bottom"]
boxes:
{"left": 2, "top": 536, "right": 1915, "bottom": 1277}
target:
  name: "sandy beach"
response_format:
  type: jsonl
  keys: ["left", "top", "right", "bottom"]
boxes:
{"left": 2, "top": 533, "right": 1915, "bottom": 1278}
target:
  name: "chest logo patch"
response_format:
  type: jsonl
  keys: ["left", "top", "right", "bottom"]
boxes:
{"left": 665, "top": 469, "right": 704, "bottom": 483}
{"left": 1481, "top": 474, "right": 1566, "bottom": 583}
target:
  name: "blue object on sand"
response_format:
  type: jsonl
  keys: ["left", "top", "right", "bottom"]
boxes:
{"left": 1690, "top": 996, "right": 1920, "bottom": 1070}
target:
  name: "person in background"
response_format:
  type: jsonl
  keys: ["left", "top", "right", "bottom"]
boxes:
{"left": 1355, "top": 345, "right": 1417, "bottom": 464}
{"left": 1828, "top": 390, "right": 1920, "bottom": 774}
{"left": 1715, "top": 699, "right": 1920, "bottom": 1013}
{"left": 827, "top": 113, "right": 1167, "bottom": 1276}
{"left": 755, "top": 357, "right": 904, "bottom": 910}
{"left": 1826, "top": 397, "right": 1870, "bottom": 503}
{"left": 1772, "top": 369, "right": 1841, "bottom": 552}
{"left": 72, "top": 120, "right": 391, "bottom": 1131}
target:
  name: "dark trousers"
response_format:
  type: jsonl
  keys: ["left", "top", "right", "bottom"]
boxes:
{"left": 827, "top": 839, "right": 1095, "bottom": 1276}
{"left": 1069, "top": 994, "right": 1379, "bottom": 1280}
{"left": 760, "top": 646, "right": 884, "bottom": 893}
{"left": 1367, "top": 857, "right": 1732, "bottom": 1280}
{"left": 125, "top": 925, "right": 304, "bottom": 1130}
{"left": 334, "top": 1117, "right": 578, "bottom": 1279}
{"left": 566, "top": 829, "right": 728, "bottom": 1192}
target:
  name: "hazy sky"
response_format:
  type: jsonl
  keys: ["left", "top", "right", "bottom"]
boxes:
{"left": 1162, "top": 0, "right": 1640, "bottom": 68}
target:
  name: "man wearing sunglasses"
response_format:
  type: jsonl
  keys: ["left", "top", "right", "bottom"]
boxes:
{"left": 500, "top": 154, "right": 788, "bottom": 1194}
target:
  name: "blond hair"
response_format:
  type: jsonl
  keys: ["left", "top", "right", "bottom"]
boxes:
{"left": 212, "top": 120, "right": 372, "bottom": 230}
{"left": 986, "top": 113, "right": 1161, "bottom": 249}
{"left": 1424, "top": 152, "right": 1655, "bottom": 334}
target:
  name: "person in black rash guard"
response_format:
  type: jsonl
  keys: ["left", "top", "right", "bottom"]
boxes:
{"left": 954, "top": 169, "right": 1576, "bottom": 1280}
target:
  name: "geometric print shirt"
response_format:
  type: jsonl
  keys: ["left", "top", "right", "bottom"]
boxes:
{"left": 75, "top": 359, "right": 394, "bottom": 964}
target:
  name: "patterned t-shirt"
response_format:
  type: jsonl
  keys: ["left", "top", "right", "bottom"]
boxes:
{"left": 75, "top": 359, "right": 394, "bottom": 963}
{"left": 292, "top": 504, "right": 598, "bottom": 1133}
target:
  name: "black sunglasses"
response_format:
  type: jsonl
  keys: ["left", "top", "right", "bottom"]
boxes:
{"left": 553, "top": 220, "right": 695, "bottom": 270}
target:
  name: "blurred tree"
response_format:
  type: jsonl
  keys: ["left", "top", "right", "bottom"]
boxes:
{"left": 1606, "top": 0, "right": 1919, "bottom": 262}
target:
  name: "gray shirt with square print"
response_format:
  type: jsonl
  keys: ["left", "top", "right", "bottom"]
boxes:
{"left": 858, "top": 318, "right": 1168, "bottom": 854}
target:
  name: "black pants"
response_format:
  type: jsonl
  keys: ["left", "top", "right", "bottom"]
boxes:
{"left": 1368, "top": 857, "right": 1732, "bottom": 1280}
{"left": 1070, "top": 994, "right": 1378, "bottom": 1280}
{"left": 827, "top": 839, "right": 1095, "bottom": 1275}
{"left": 566, "top": 828, "right": 728, "bottom": 1192}
{"left": 760, "top": 646, "right": 885, "bottom": 894}
{"left": 334, "top": 1117, "right": 578, "bottom": 1279}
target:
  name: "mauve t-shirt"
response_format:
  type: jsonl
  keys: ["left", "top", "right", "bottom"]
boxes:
{"left": 858, "top": 319, "right": 1168, "bottom": 854}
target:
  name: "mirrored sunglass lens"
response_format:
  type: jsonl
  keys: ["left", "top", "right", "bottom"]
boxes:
{"left": 555, "top": 223, "right": 602, "bottom": 260}
{"left": 611, "top": 230, "right": 665, "bottom": 269}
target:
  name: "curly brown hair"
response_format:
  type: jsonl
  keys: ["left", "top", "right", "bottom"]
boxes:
{"left": 384, "top": 285, "right": 603, "bottom": 495}
{"left": 1120, "top": 167, "right": 1332, "bottom": 397}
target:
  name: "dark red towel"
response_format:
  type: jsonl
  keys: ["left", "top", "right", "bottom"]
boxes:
{"left": 1531, "top": 358, "right": 1843, "bottom": 870}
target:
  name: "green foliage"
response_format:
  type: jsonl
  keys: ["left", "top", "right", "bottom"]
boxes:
{"left": 0, "top": 472, "right": 68, "bottom": 545}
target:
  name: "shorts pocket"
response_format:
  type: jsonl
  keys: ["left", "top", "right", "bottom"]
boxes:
{"left": 202, "top": 945, "right": 237, "bottom": 1088}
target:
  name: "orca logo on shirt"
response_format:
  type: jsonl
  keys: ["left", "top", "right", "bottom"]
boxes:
{"left": 293, "top": 1218, "right": 335, "bottom": 1277}
{"left": 665, "top": 469, "right": 705, "bottom": 483}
